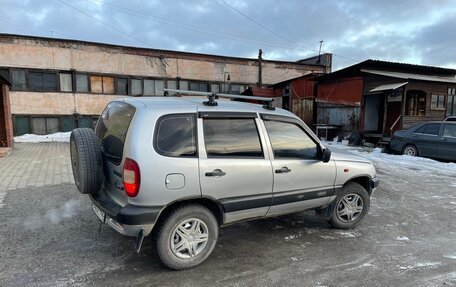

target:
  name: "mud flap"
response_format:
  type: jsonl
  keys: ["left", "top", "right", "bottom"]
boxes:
{"left": 134, "top": 229, "right": 145, "bottom": 253}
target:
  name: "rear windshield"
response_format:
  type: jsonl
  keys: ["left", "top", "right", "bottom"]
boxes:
{"left": 95, "top": 102, "right": 135, "bottom": 165}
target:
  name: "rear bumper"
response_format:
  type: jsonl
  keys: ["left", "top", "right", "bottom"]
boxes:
{"left": 90, "top": 188, "right": 162, "bottom": 237}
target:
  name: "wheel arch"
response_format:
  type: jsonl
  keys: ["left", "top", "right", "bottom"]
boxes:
{"left": 344, "top": 176, "right": 372, "bottom": 195}
{"left": 153, "top": 197, "right": 225, "bottom": 233}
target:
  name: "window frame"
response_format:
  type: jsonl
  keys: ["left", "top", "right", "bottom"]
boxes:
{"left": 130, "top": 78, "right": 142, "bottom": 96}
{"left": 430, "top": 94, "right": 446, "bottom": 110}
{"left": 89, "top": 74, "right": 115, "bottom": 94}
{"left": 58, "top": 72, "right": 73, "bottom": 93}
{"left": 153, "top": 113, "right": 198, "bottom": 158}
{"left": 261, "top": 114, "right": 322, "bottom": 160}
{"left": 405, "top": 92, "right": 426, "bottom": 116}
{"left": 10, "top": 69, "right": 27, "bottom": 91}
{"left": 27, "top": 70, "right": 58, "bottom": 92}
{"left": 75, "top": 73, "right": 90, "bottom": 93}
{"left": 199, "top": 112, "right": 264, "bottom": 159}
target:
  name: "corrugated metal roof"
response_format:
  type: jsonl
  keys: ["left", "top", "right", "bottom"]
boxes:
{"left": 361, "top": 69, "right": 456, "bottom": 83}
{"left": 369, "top": 82, "right": 408, "bottom": 92}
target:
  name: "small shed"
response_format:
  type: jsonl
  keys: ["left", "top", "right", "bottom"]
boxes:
{"left": 315, "top": 60, "right": 456, "bottom": 139}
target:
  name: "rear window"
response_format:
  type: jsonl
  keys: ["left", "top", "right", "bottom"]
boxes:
{"left": 95, "top": 102, "right": 135, "bottom": 165}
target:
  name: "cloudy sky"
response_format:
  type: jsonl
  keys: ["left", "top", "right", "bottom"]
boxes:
{"left": 1, "top": 0, "right": 456, "bottom": 70}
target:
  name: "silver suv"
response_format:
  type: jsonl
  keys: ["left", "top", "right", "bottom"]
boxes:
{"left": 70, "top": 91, "right": 379, "bottom": 270}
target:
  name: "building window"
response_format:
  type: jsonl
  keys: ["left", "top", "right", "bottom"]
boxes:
{"left": 90, "top": 75, "right": 114, "bottom": 94}
{"left": 143, "top": 79, "right": 165, "bottom": 96}
{"left": 447, "top": 88, "right": 456, "bottom": 116}
{"left": 143, "top": 79, "right": 155, "bottom": 96}
{"left": 131, "top": 79, "right": 142, "bottom": 96}
{"left": 11, "top": 70, "right": 27, "bottom": 90}
{"left": 431, "top": 94, "right": 445, "bottom": 110}
{"left": 76, "top": 74, "right": 89, "bottom": 92}
{"left": 210, "top": 83, "right": 220, "bottom": 93}
{"left": 167, "top": 80, "right": 177, "bottom": 96}
{"left": 179, "top": 80, "right": 189, "bottom": 91}
{"left": 405, "top": 91, "right": 426, "bottom": 116}
{"left": 31, "top": 117, "right": 59, "bottom": 135}
{"left": 190, "top": 82, "right": 209, "bottom": 92}
{"left": 29, "top": 72, "right": 57, "bottom": 91}
{"left": 59, "top": 73, "right": 73, "bottom": 92}
{"left": 117, "top": 78, "right": 128, "bottom": 95}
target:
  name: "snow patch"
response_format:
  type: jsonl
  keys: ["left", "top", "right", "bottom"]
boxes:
{"left": 398, "top": 261, "right": 441, "bottom": 270}
{"left": 396, "top": 236, "right": 410, "bottom": 241}
{"left": 14, "top": 132, "right": 71, "bottom": 143}
{"left": 443, "top": 255, "right": 456, "bottom": 259}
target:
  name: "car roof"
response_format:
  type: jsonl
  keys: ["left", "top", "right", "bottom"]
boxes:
{"left": 119, "top": 96, "right": 297, "bottom": 118}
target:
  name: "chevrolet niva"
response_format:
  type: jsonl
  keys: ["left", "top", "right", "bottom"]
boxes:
{"left": 70, "top": 91, "right": 379, "bottom": 270}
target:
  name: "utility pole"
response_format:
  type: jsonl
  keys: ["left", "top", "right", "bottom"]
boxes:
{"left": 258, "top": 49, "right": 263, "bottom": 87}
{"left": 318, "top": 40, "right": 323, "bottom": 64}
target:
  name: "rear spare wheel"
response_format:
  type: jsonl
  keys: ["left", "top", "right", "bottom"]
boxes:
{"left": 70, "top": 128, "right": 103, "bottom": 194}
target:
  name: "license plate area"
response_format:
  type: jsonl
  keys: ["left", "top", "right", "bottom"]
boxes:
{"left": 92, "top": 204, "right": 106, "bottom": 223}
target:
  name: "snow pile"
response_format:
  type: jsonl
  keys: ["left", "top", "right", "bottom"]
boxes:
{"left": 325, "top": 142, "right": 456, "bottom": 177}
{"left": 14, "top": 132, "right": 71, "bottom": 143}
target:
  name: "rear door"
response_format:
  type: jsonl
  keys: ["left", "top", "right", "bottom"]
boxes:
{"left": 261, "top": 116, "right": 336, "bottom": 216}
{"left": 95, "top": 101, "right": 135, "bottom": 205}
{"left": 198, "top": 112, "right": 273, "bottom": 222}
{"left": 439, "top": 123, "right": 456, "bottom": 160}
{"left": 412, "top": 123, "right": 441, "bottom": 157}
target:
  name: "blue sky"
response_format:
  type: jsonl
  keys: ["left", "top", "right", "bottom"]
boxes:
{"left": 1, "top": 0, "right": 456, "bottom": 71}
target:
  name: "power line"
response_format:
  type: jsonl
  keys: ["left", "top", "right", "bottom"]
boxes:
{"left": 56, "top": 0, "right": 151, "bottom": 47}
{"left": 218, "top": 0, "right": 318, "bottom": 53}
{"left": 218, "top": 0, "right": 361, "bottom": 65}
{"left": 87, "top": 0, "right": 319, "bottom": 53}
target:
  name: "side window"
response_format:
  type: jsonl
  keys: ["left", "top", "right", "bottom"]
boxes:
{"left": 264, "top": 120, "right": 319, "bottom": 159}
{"left": 423, "top": 123, "right": 441, "bottom": 136}
{"left": 413, "top": 125, "right": 426, "bottom": 134}
{"left": 203, "top": 118, "right": 263, "bottom": 158}
{"left": 155, "top": 114, "right": 197, "bottom": 157}
{"left": 443, "top": 124, "right": 456, "bottom": 138}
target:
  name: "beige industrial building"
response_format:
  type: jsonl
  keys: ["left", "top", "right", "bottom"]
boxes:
{"left": 0, "top": 33, "right": 330, "bottom": 146}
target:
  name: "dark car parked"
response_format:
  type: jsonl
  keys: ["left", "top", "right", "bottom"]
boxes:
{"left": 390, "top": 121, "right": 456, "bottom": 161}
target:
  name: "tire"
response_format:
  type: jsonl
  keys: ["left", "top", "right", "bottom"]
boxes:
{"left": 403, "top": 144, "right": 418, "bottom": 156}
{"left": 70, "top": 128, "right": 103, "bottom": 194}
{"left": 156, "top": 205, "right": 218, "bottom": 270}
{"left": 328, "top": 182, "right": 370, "bottom": 229}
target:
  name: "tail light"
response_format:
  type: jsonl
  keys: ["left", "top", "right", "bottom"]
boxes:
{"left": 123, "top": 158, "right": 141, "bottom": 197}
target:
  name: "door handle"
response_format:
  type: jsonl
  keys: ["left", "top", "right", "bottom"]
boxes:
{"left": 275, "top": 167, "right": 291, "bottom": 174}
{"left": 205, "top": 169, "right": 226, "bottom": 177}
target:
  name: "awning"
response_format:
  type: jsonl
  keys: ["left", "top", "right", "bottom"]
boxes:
{"left": 369, "top": 82, "right": 408, "bottom": 92}
{"left": 362, "top": 69, "right": 456, "bottom": 83}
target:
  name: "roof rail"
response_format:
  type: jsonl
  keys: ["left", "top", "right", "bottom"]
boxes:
{"left": 163, "top": 89, "right": 275, "bottom": 110}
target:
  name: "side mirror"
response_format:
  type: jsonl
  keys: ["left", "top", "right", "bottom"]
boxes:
{"left": 322, "top": 148, "right": 331, "bottom": 163}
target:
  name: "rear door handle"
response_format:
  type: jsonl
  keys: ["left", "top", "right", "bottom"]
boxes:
{"left": 275, "top": 167, "right": 291, "bottom": 174}
{"left": 205, "top": 169, "right": 226, "bottom": 177}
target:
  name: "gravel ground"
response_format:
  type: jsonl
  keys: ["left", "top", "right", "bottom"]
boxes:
{"left": 0, "top": 147, "right": 455, "bottom": 286}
